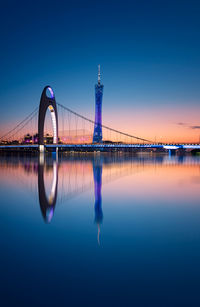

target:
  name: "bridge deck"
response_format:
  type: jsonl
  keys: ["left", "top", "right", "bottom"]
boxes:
{"left": 0, "top": 144, "right": 200, "bottom": 150}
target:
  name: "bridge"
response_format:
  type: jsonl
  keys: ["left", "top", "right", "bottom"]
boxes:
{"left": 0, "top": 84, "right": 200, "bottom": 154}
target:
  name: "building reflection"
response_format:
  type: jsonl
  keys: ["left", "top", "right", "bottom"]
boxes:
{"left": 93, "top": 157, "right": 103, "bottom": 245}
{"left": 38, "top": 153, "right": 58, "bottom": 223}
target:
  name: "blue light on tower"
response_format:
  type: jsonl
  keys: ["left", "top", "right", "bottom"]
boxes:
{"left": 93, "top": 65, "right": 103, "bottom": 143}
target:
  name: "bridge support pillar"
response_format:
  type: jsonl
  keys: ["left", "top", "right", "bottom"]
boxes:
{"left": 52, "top": 147, "right": 58, "bottom": 155}
{"left": 39, "top": 145, "right": 45, "bottom": 152}
{"left": 39, "top": 151, "right": 45, "bottom": 165}
{"left": 168, "top": 149, "right": 176, "bottom": 157}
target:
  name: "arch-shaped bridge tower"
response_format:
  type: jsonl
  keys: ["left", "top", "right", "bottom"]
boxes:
{"left": 38, "top": 86, "right": 58, "bottom": 151}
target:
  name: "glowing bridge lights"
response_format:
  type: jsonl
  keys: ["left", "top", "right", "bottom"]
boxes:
{"left": 47, "top": 86, "right": 54, "bottom": 99}
{"left": 163, "top": 146, "right": 179, "bottom": 150}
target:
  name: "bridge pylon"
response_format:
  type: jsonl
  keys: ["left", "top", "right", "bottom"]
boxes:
{"left": 38, "top": 86, "right": 58, "bottom": 151}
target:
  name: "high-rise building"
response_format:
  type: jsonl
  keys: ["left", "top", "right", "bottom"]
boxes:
{"left": 93, "top": 65, "right": 104, "bottom": 143}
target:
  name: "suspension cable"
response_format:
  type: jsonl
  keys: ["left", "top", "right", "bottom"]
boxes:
{"left": 0, "top": 107, "right": 38, "bottom": 141}
{"left": 57, "top": 102, "right": 152, "bottom": 143}
{"left": 7, "top": 109, "right": 39, "bottom": 141}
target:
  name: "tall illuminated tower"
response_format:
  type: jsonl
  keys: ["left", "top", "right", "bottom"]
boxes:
{"left": 93, "top": 65, "right": 104, "bottom": 143}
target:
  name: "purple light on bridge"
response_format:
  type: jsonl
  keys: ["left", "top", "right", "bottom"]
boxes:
{"left": 46, "top": 208, "right": 54, "bottom": 223}
{"left": 47, "top": 87, "right": 54, "bottom": 99}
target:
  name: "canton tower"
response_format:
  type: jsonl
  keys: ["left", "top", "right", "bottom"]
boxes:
{"left": 93, "top": 65, "right": 104, "bottom": 143}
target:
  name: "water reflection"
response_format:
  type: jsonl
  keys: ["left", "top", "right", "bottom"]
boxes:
{"left": 93, "top": 157, "right": 103, "bottom": 245}
{"left": 1, "top": 153, "right": 200, "bottom": 230}
{"left": 35, "top": 153, "right": 200, "bottom": 240}
{"left": 1, "top": 153, "right": 200, "bottom": 305}
{"left": 37, "top": 153, "right": 104, "bottom": 243}
{"left": 38, "top": 153, "right": 58, "bottom": 223}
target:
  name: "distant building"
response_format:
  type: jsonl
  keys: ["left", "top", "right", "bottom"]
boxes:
{"left": 33, "top": 133, "right": 39, "bottom": 144}
{"left": 23, "top": 134, "right": 32, "bottom": 144}
{"left": 11, "top": 140, "right": 19, "bottom": 145}
{"left": 44, "top": 134, "right": 53, "bottom": 144}
{"left": 0, "top": 140, "right": 9, "bottom": 145}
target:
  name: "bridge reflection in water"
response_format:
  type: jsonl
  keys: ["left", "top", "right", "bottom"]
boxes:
{"left": 38, "top": 153, "right": 58, "bottom": 223}
{"left": 38, "top": 152, "right": 104, "bottom": 243}
{"left": 2, "top": 155, "right": 200, "bottom": 306}
{"left": 1, "top": 153, "right": 200, "bottom": 243}
{"left": 36, "top": 153, "right": 200, "bottom": 243}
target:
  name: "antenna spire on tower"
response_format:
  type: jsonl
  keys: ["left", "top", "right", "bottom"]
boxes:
{"left": 98, "top": 64, "right": 101, "bottom": 85}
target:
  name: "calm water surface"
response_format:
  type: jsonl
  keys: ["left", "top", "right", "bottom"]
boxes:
{"left": 1, "top": 153, "right": 200, "bottom": 306}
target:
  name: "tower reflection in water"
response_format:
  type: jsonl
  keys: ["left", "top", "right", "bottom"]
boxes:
{"left": 93, "top": 157, "right": 103, "bottom": 245}
{"left": 38, "top": 153, "right": 58, "bottom": 223}
{"left": 37, "top": 153, "right": 103, "bottom": 243}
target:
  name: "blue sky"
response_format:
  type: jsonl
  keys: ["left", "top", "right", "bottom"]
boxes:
{"left": 1, "top": 0, "right": 200, "bottom": 141}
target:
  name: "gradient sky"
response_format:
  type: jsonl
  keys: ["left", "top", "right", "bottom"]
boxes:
{"left": 1, "top": 0, "right": 200, "bottom": 142}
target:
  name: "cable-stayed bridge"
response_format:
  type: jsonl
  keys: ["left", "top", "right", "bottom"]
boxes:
{"left": 0, "top": 86, "right": 200, "bottom": 154}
